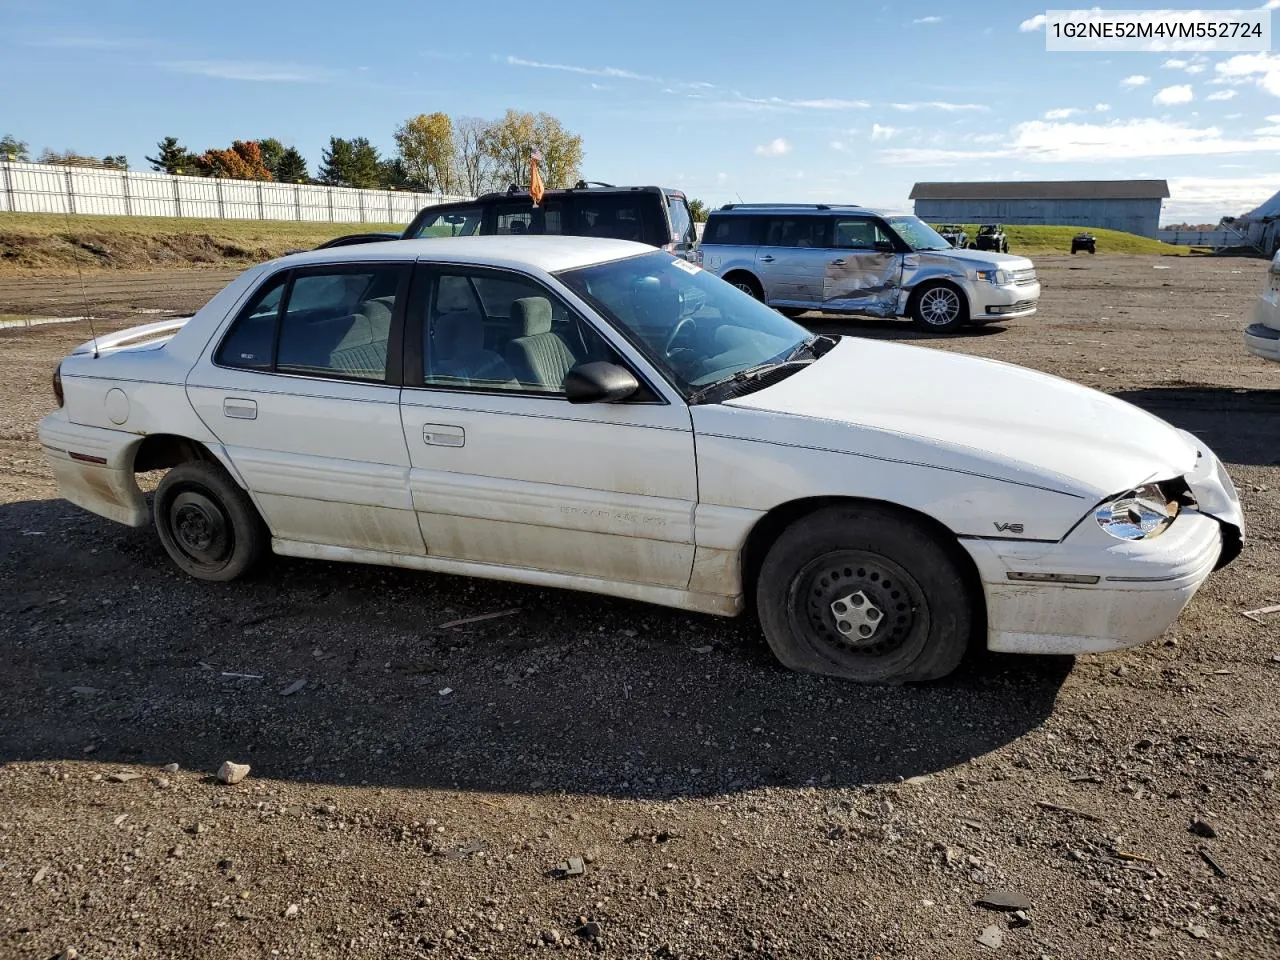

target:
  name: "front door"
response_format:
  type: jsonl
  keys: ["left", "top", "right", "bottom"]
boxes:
{"left": 822, "top": 217, "right": 904, "bottom": 317}
{"left": 397, "top": 263, "right": 698, "bottom": 588}
{"left": 186, "top": 262, "right": 425, "bottom": 555}
{"left": 755, "top": 216, "right": 830, "bottom": 307}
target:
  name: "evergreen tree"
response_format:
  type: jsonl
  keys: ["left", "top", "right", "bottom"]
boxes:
{"left": 146, "top": 136, "right": 199, "bottom": 175}
{"left": 274, "top": 146, "right": 309, "bottom": 183}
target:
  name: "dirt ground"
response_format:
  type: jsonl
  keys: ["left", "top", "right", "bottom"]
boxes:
{"left": 1, "top": 255, "right": 1278, "bottom": 959}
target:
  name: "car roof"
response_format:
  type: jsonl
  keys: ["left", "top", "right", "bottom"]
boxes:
{"left": 710, "top": 203, "right": 902, "bottom": 217}
{"left": 271, "top": 235, "right": 655, "bottom": 274}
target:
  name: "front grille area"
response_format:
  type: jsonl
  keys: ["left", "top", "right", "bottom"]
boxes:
{"left": 1011, "top": 268, "right": 1037, "bottom": 285}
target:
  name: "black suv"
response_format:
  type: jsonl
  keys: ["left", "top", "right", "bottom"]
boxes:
{"left": 401, "top": 183, "right": 698, "bottom": 260}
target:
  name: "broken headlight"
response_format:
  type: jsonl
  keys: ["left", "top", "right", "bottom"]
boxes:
{"left": 1094, "top": 482, "right": 1186, "bottom": 541}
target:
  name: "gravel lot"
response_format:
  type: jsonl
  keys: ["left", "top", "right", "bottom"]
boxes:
{"left": 1, "top": 255, "right": 1278, "bottom": 959}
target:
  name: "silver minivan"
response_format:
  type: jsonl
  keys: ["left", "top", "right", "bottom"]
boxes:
{"left": 699, "top": 203, "right": 1040, "bottom": 333}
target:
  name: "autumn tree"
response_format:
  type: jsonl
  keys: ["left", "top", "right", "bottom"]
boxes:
{"left": 146, "top": 136, "right": 201, "bottom": 175}
{"left": 274, "top": 146, "right": 309, "bottom": 183}
{"left": 395, "top": 112, "right": 455, "bottom": 192}
{"left": 452, "top": 116, "right": 497, "bottom": 195}
{"left": 0, "top": 134, "right": 29, "bottom": 161}
{"left": 195, "top": 140, "right": 273, "bottom": 180}
{"left": 484, "top": 110, "right": 583, "bottom": 190}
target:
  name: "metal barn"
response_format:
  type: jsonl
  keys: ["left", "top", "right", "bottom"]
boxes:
{"left": 910, "top": 180, "right": 1169, "bottom": 238}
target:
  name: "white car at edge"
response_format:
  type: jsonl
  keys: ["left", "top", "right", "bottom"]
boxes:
{"left": 38, "top": 236, "right": 1244, "bottom": 683}
{"left": 1243, "top": 246, "right": 1280, "bottom": 361}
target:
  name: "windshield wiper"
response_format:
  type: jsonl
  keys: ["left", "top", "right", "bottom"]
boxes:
{"left": 687, "top": 358, "right": 813, "bottom": 405}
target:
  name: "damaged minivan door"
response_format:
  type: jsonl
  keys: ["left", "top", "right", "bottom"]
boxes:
{"left": 820, "top": 216, "right": 903, "bottom": 317}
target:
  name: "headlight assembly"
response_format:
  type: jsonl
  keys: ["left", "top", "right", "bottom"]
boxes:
{"left": 973, "top": 268, "right": 1011, "bottom": 284}
{"left": 1094, "top": 482, "right": 1184, "bottom": 541}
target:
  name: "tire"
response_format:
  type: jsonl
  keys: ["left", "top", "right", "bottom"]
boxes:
{"left": 1071, "top": 248, "right": 1078, "bottom": 255}
{"left": 1001, "top": 240, "right": 1009, "bottom": 254}
{"left": 726, "top": 273, "right": 763, "bottom": 301}
{"left": 909, "top": 281, "right": 968, "bottom": 333}
{"left": 154, "top": 461, "right": 267, "bottom": 581}
{"left": 756, "top": 505, "right": 972, "bottom": 683}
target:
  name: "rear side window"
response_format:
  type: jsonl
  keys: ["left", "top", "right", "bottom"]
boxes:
{"left": 216, "top": 266, "right": 405, "bottom": 382}
{"left": 494, "top": 200, "right": 564, "bottom": 236}
{"left": 570, "top": 195, "right": 654, "bottom": 244}
{"left": 702, "top": 216, "right": 755, "bottom": 245}
{"left": 762, "top": 217, "right": 827, "bottom": 248}
{"left": 410, "top": 206, "right": 483, "bottom": 238}
{"left": 667, "top": 195, "right": 694, "bottom": 245}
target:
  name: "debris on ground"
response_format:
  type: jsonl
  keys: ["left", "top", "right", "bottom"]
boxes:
{"left": 551, "top": 857, "right": 586, "bottom": 878}
{"left": 1189, "top": 818, "right": 1218, "bottom": 838}
{"left": 279, "top": 678, "right": 307, "bottom": 697}
{"left": 216, "top": 761, "right": 251, "bottom": 785}
{"left": 436, "top": 608, "right": 520, "bottom": 629}
{"left": 976, "top": 924, "right": 1004, "bottom": 949}
{"left": 976, "top": 889, "right": 1031, "bottom": 912}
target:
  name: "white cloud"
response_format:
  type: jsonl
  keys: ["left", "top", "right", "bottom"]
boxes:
{"left": 158, "top": 60, "right": 331, "bottom": 82}
{"left": 754, "top": 137, "right": 791, "bottom": 156}
{"left": 731, "top": 94, "right": 869, "bottom": 111}
{"left": 890, "top": 101, "right": 989, "bottom": 112}
{"left": 1217, "top": 52, "right": 1280, "bottom": 97}
{"left": 1185, "top": 64, "right": 1207, "bottom": 75}
{"left": 504, "top": 55, "right": 658, "bottom": 82}
{"left": 1019, "top": 14, "right": 1047, "bottom": 31}
{"left": 1045, "top": 107, "right": 1081, "bottom": 120}
{"left": 913, "top": 15, "right": 944, "bottom": 24}
{"left": 1096, "top": 103, "right": 1111, "bottom": 112}
{"left": 871, "top": 124, "right": 897, "bottom": 141}
{"left": 1207, "top": 89, "right": 1238, "bottom": 101}
{"left": 1163, "top": 58, "right": 1189, "bottom": 69}
{"left": 878, "top": 117, "right": 1280, "bottom": 164}
{"left": 830, "top": 140, "right": 848, "bottom": 152}
{"left": 1165, "top": 175, "right": 1280, "bottom": 219}
{"left": 1121, "top": 74, "right": 1150, "bottom": 88}
{"left": 1153, "top": 84, "right": 1194, "bottom": 105}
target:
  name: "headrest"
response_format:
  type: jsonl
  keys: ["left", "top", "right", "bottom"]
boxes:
{"left": 512, "top": 297, "right": 552, "bottom": 336}
{"left": 433, "top": 310, "right": 484, "bottom": 358}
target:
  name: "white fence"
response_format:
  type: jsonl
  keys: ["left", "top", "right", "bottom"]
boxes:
{"left": 1156, "top": 228, "right": 1236, "bottom": 247}
{"left": 0, "top": 160, "right": 470, "bottom": 224}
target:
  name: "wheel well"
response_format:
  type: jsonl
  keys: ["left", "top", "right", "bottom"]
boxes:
{"left": 740, "top": 495, "right": 987, "bottom": 632}
{"left": 722, "top": 270, "right": 761, "bottom": 295}
{"left": 133, "top": 434, "right": 215, "bottom": 473}
{"left": 907, "top": 278, "right": 968, "bottom": 312}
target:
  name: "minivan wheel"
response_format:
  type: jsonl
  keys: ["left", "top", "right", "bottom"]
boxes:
{"left": 154, "top": 461, "right": 267, "bottom": 581}
{"left": 726, "top": 273, "right": 763, "bottom": 301}
{"left": 756, "top": 506, "right": 971, "bottom": 683}
{"left": 909, "top": 282, "right": 969, "bottom": 333}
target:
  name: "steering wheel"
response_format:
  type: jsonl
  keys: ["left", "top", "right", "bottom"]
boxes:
{"left": 663, "top": 314, "right": 696, "bottom": 357}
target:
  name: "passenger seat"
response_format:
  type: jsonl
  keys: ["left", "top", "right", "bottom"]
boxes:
{"left": 505, "top": 297, "right": 577, "bottom": 390}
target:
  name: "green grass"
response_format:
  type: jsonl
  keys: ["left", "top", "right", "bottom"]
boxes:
{"left": 929, "top": 223, "right": 1192, "bottom": 256}
{"left": 0, "top": 212, "right": 403, "bottom": 246}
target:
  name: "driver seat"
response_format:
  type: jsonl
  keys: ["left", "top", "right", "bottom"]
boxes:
{"left": 505, "top": 297, "right": 577, "bottom": 390}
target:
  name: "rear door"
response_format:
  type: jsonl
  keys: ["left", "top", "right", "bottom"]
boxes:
{"left": 755, "top": 216, "right": 830, "bottom": 307}
{"left": 186, "top": 262, "right": 424, "bottom": 555}
{"left": 822, "top": 217, "right": 903, "bottom": 316}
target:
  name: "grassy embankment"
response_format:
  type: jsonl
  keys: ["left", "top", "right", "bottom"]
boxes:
{"left": 930, "top": 222, "right": 1192, "bottom": 256}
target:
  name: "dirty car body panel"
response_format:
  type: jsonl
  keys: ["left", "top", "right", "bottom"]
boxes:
{"left": 39, "top": 236, "right": 1241, "bottom": 664}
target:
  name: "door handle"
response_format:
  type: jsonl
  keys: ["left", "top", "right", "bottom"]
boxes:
{"left": 422, "top": 423, "right": 465, "bottom": 447}
{"left": 759, "top": 255, "right": 775, "bottom": 263}
{"left": 830, "top": 258, "right": 847, "bottom": 266}
{"left": 222, "top": 398, "right": 257, "bottom": 420}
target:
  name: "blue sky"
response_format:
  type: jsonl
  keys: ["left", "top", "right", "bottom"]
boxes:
{"left": 3, "top": 0, "right": 1279, "bottom": 222}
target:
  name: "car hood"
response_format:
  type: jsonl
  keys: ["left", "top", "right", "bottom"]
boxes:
{"left": 722, "top": 337, "right": 1197, "bottom": 499}
{"left": 914, "top": 247, "right": 1031, "bottom": 269}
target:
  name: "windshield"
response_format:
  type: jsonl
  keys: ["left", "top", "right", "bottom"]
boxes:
{"left": 557, "top": 251, "right": 811, "bottom": 395}
{"left": 885, "top": 216, "right": 953, "bottom": 252}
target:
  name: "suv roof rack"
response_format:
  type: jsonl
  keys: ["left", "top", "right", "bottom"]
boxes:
{"left": 572, "top": 180, "right": 616, "bottom": 189}
{"left": 718, "top": 202, "right": 840, "bottom": 211}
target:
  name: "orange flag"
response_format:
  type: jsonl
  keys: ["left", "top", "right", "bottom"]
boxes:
{"left": 529, "top": 149, "right": 545, "bottom": 207}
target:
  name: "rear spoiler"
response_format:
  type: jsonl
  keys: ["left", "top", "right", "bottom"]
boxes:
{"left": 70, "top": 317, "right": 192, "bottom": 357}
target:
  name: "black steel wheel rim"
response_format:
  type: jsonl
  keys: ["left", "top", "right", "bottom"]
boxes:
{"left": 168, "top": 487, "right": 234, "bottom": 569}
{"left": 788, "top": 549, "right": 926, "bottom": 662}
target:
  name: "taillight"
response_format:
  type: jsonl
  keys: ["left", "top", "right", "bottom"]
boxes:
{"left": 52, "top": 362, "right": 64, "bottom": 407}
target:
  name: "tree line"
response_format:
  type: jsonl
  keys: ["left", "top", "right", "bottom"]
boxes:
{"left": 1, "top": 109, "right": 586, "bottom": 195}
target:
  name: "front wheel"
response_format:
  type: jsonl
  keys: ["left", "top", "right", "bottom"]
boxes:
{"left": 154, "top": 461, "right": 267, "bottom": 581}
{"left": 909, "top": 282, "right": 969, "bottom": 333}
{"left": 726, "top": 273, "right": 763, "bottom": 301}
{"left": 756, "top": 505, "right": 972, "bottom": 683}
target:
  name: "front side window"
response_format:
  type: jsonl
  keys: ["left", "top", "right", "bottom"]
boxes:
{"left": 558, "top": 252, "right": 811, "bottom": 394}
{"left": 216, "top": 266, "right": 404, "bottom": 382}
{"left": 667, "top": 195, "right": 694, "bottom": 245}
{"left": 421, "top": 268, "right": 623, "bottom": 394}
{"left": 833, "top": 218, "right": 893, "bottom": 250}
{"left": 762, "top": 217, "right": 827, "bottom": 249}
{"left": 409, "top": 206, "right": 484, "bottom": 238}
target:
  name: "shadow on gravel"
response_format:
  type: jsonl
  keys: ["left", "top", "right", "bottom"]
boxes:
{"left": 801, "top": 316, "right": 1010, "bottom": 342}
{"left": 1, "top": 498, "right": 1071, "bottom": 799}
{"left": 1112, "top": 386, "right": 1280, "bottom": 467}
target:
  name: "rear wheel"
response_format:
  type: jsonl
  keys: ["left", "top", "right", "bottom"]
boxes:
{"left": 154, "top": 461, "right": 267, "bottom": 581}
{"left": 725, "top": 273, "right": 763, "bottom": 301}
{"left": 909, "top": 282, "right": 968, "bottom": 333}
{"left": 756, "top": 505, "right": 971, "bottom": 683}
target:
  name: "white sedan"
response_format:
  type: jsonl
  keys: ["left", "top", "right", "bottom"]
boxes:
{"left": 1243, "top": 246, "right": 1280, "bottom": 361}
{"left": 39, "top": 237, "right": 1244, "bottom": 683}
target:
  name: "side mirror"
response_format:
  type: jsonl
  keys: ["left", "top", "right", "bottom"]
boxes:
{"left": 873, "top": 239, "right": 896, "bottom": 253}
{"left": 564, "top": 361, "right": 640, "bottom": 404}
